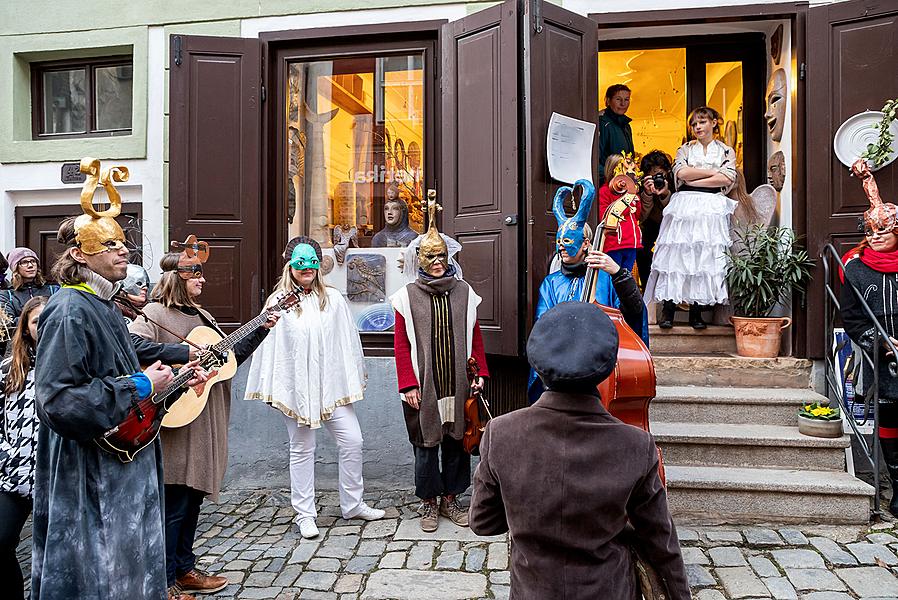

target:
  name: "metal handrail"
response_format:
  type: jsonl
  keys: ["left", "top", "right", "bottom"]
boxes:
{"left": 821, "top": 243, "right": 892, "bottom": 518}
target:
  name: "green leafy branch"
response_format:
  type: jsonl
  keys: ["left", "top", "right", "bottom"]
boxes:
{"left": 861, "top": 98, "right": 898, "bottom": 168}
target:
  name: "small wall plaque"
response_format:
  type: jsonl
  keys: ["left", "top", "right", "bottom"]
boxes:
{"left": 61, "top": 163, "right": 87, "bottom": 184}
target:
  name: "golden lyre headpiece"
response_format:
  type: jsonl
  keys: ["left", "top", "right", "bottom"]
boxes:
{"left": 170, "top": 235, "right": 211, "bottom": 279}
{"left": 609, "top": 153, "right": 641, "bottom": 195}
{"left": 852, "top": 159, "right": 898, "bottom": 234}
{"left": 74, "top": 158, "right": 129, "bottom": 255}
{"left": 417, "top": 189, "right": 449, "bottom": 272}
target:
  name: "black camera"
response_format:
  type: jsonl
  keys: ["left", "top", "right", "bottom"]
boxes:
{"left": 645, "top": 173, "right": 667, "bottom": 191}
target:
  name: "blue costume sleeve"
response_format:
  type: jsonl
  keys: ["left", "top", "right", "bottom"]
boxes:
{"left": 129, "top": 372, "right": 153, "bottom": 400}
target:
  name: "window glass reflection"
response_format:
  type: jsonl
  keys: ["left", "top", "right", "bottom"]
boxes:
{"left": 43, "top": 69, "right": 87, "bottom": 134}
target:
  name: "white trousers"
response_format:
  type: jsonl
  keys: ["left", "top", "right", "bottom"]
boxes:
{"left": 283, "top": 404, "right": 365, "bottom": 521}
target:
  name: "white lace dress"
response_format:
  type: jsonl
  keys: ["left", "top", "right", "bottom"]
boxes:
{"left": 644, "top": 139, "right": 738, "bottom": 305}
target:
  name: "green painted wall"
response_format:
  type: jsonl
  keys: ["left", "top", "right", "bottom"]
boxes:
{"left": 0, "top": 27, "right": 148, "bottom": 163}
{"left": 1, "top": 0, "right": 467, "bottom": 35}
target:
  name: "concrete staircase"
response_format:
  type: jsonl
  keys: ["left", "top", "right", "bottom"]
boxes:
{"left": 650, "top": 329, "right": 875, "bottom": 525}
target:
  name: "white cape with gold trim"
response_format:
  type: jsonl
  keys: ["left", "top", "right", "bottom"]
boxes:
{"left": 244, "top": 287, "right": 366, "bottom": 428}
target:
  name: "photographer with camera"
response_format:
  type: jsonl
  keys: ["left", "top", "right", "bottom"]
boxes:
{"left": 636, "top": 151, "right": 674, "bottom": 292}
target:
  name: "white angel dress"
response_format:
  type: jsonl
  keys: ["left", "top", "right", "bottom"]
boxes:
{"left": 244, "top": 286, "right": 366, "bottom": 428}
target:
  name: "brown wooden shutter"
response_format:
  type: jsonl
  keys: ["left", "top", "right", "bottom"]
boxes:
{"left": 805, "top": 1, "right": 898, "bottom": 356}
{"left": 440, "top": 3, "right": 521, "bottom": 355}
{"left": 522, "top": 1, "right": 599, "bottom": 336}
{"left": 169, "top": 35, "right": 263, "bottom": 329}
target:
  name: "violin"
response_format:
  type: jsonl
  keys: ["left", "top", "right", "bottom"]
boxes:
{"left": 579, "top": 175, "right": 661, "bottom": 477}
{"left": 462, "top": 357, "right": 493, "bottom": 454}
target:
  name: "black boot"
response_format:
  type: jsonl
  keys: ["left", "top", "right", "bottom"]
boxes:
{"left": 689, "top": 303, "right": 707, "bottom": 330}
{"left": 880, "top": 437, "right": 898, "bottom": 517}
{"left": 659, "top": 301, "right": 676, "bottom": 329}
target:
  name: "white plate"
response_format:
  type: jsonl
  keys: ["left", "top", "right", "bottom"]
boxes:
{"left": 833, "top": 110, "right": 898, "bottom": 171}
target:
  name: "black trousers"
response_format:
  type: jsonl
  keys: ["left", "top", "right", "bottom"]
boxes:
{"left": 0, "top": 491, "right": 32, "bottom": 600}
{"left": 636, "top": 219, "right": 661, "bottom": 292}
{"left": 164, "top": 484, "right": 206, "bottom": 586}
{"left": 414, "top": 435, "right": 471, "bottom": 500}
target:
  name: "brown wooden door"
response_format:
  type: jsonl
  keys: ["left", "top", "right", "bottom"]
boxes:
{"left": 806, "top": 0, "right": 898, "bottom": 357}
{"left": 522, "top": 0, "right": 599, "bottom": 337}
{"left": 440, "top": 2, "right": 521, "bottom": 355}
{"left": 15, "top": 203, "right": 144, "bottom": 277}
{"left": 169, "top": 35, "right": 263, "bottom": 329}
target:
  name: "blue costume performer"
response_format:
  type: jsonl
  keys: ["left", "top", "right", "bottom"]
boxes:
{"left": 528, "top": 179, "right": 649, "bottom": 403}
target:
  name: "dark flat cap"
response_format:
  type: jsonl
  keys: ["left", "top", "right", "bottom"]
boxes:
{"left": 527, "top": 302, "right": 619, "bottom": 387}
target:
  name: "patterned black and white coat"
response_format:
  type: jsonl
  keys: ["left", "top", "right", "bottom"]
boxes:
{"left": 841, "top": 256, "right": 898, "bottom": 400}
{"left": 0, "top": 357, "right": 38, "bottom": 498}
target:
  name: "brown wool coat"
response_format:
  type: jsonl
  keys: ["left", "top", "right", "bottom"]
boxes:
{"left": 469, "top": 391, "right": 690, "bottom": 600}
{"left": 129, "top": 304, "right": 232, "bottom": 500}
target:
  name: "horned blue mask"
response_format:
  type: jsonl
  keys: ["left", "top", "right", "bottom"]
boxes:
{"left": 553, "top": 179, "right": 595, "bottom": 258}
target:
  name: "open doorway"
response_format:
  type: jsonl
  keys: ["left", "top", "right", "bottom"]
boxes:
{"left": 598, "top": 33, "right": 765, "bottom": 190}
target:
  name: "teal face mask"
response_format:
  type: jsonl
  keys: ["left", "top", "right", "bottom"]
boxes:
{"left": 289, "top": 243, "right": 321, "bottom": 270}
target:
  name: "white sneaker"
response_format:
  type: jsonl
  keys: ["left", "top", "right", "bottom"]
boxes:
{"left": 297, "top": 517, "right": 319, "bottom": 539}
{"left": 347, "top": 503, "right": 386, "bottom": 521}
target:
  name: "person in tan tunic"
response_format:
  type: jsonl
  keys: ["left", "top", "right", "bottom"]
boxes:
{"left": 129, "top": 248, "right": 277, "bottom": 600}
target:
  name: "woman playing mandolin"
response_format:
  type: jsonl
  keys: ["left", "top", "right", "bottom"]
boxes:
{"left": 129, "top": 242, "right": 278, "bottom": 600}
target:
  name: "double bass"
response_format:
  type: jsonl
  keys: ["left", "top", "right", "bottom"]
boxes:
{"left": 579, "top": 174, "right": 667, "bottom": 599}
{"left": 579, "top": 173, "right": 658, "bottom": 442}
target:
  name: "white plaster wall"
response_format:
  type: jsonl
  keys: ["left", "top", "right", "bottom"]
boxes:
{"left": 240, "top": 3, "right": 470, "bottom": 38}
{"left": 0, "top": 26, "right": 167, "bottom": 274}
{"left": 567, "top": 0, "right": 844, "bottom": 13}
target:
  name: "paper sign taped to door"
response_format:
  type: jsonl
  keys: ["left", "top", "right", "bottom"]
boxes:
{"left": 547, "top": 112, "right": 596, "bottom": 184}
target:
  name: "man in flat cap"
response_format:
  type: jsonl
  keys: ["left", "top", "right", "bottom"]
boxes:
{"left": 469, "top": 302, "right": 689, "bottom": 600}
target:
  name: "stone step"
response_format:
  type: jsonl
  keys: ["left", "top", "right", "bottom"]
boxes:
{"left": 665, "top": 465, "right": 874, "bottom": 524}
{"left": 653, "top": 422, "right": 848, "bottom": 471}
{"left": 650, "top": 386, "right": 829, "bottom": 426}
{"left": 649, "top": 325, "right": 737, "bottom": 355}
{"left": 654, "top": 355, "right": 813, "bottom": 388}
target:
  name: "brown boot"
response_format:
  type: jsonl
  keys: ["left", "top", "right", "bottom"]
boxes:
{"left": 440, "top": 495, "right": 469, "bottom": 527}
{"left": 420, "top": 498, "right": 439, "bottom": 532}
{"left": 176, "top": 568, "right": 228, "bottom": 594}
{"left": 167, "top": 584, "right": 196, "bottom": 600}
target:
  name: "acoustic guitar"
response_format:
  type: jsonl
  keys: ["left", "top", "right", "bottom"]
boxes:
{"left": 94, "top": 290, "right": 300, "bottom": 462}
{"left": 162, "top": 291, "right": 302, "bottom": 428}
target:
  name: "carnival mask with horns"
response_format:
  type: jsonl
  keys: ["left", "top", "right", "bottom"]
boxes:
{"left": 553, "top": 179, "right": 596, "bottom": 258}
{"left": 417, "top": 190, "right": 449, "bottom": 274}
{"left": 170, "top": 234, "right": 210, "bottom": 279}
{"left": 74, "top": 157, "right": 129, "bottom": 255}
{"left": 852, "top": 159, "right": 898, "bottom": 236}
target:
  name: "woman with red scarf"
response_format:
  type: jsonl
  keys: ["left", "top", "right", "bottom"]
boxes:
{"left": 841, "top": 160, "right": 898, "bottom": 517}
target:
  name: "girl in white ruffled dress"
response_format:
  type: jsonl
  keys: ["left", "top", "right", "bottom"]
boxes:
{"left": 644, "top": 106, "right": 737, "bottom": 329}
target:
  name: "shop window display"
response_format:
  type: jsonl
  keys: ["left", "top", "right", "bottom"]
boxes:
{"left": 285, "top": 53, "right": 426, "bottom": 332}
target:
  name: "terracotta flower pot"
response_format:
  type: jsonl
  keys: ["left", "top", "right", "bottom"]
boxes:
{"left": 730, "top": 316, "right": 792, "bottom": 358}
{"left": 797, "top": 414, "right": 843, "bottom": 438}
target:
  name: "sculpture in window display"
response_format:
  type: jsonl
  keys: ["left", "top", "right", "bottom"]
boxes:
{"left": 347, "top": 254, "right": 387, "bottom": 303}
{"left": 371, "top": 186, "right": 419, "bottom": 248}
{"left": 767, "top": 150, "right": 786, "bottom": 192}
{"left": 764, "top": 69, "right": 787, "bottom": 143}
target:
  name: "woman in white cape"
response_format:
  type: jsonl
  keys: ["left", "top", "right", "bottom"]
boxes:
{"left": 245, "top": 236, "right": 384, "bottom": 538}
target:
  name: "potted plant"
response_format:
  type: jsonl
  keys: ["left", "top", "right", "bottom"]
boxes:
{"left": 724, "top": 224, "right": 814, "bottom": 357}
{"left": 797, "top": 402, "right": 843, "bottom": 438}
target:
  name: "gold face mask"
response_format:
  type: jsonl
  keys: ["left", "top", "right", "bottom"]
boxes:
{"left": 74, "top": 158, "right": 129, "bottom": 255}
{"left": 417, "top": 191, "right": 449, "bottom": 274}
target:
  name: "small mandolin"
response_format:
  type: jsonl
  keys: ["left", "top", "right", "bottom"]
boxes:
{"left": 95, "top": 290, "right": 301, "bottom": 462}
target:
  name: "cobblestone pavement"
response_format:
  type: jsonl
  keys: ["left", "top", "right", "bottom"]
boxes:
{"left": 16, "top": 487, "right": 898, "bottom": 599}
